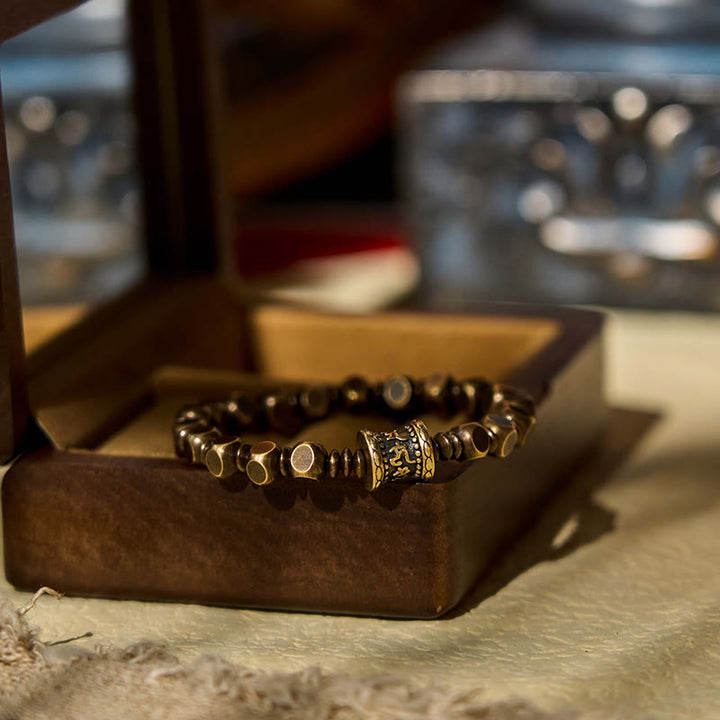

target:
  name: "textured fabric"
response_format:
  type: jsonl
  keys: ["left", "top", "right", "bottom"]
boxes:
{"left": 0, "top": 595, "right": 565, "bottom": 720}
{"left": 2, "top": 310, "right": 720, "bottom": 717}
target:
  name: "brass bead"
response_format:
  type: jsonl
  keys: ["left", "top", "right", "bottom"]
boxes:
{"left": 299, "top": 385, "right": 332, "bottom": 419}
{"left": 434, "top": 432, "right": 454, "bottom": 461}
{"left": 341, "top": 447, "right": 354, "bottom": 476}
{"left": 505, "top": 410, "right": 536, "bottom": 448}
{"left": 357, "top": 419, "right": 436, "bottom": 491}
{"left": 246, "top": 440, "right": 281, "bottom": 486}
{"left": 188, "top": 429, "right": 222, "bottom": 465}
{"left": 450, "top": 433, "right": 463, "bottom": 459}
{"left": 382, "top": 375, "right": 414, "bottom": 412}
{"left": 484, "top": 414, "right": 519, "bottom": 458}
{"left": 205, "top": 439, "right": 242, "bottom": 478}
{"left": 327, "top": 449, "right": 341, "bottom": 478}
{"left": 353, "top": 449, "right": 366, "bottom": 479}
{"left": 451, "top": 422, "right": 490, "bottom": 460}
{"left": 290, "top": 442, "right": 327, "bottom": 480}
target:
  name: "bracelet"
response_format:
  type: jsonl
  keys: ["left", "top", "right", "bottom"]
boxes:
{"left": 173, "top": 375, "right": 536, "bottom": 491}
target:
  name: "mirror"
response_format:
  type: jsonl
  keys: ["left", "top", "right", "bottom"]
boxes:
{"left": 0, "top": 0, "right": 144, "bottom": 353}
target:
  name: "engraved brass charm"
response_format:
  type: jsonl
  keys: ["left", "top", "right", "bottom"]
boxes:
{"left": 357, "top": 419, "right": 436, "bottom": 492}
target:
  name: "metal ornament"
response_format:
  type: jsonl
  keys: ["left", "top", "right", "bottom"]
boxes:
{"left": 173, "top": 374, "right": 536, "bottom": 491}
{"left": 357, "top": 419, "right": 436, "bottom": 492}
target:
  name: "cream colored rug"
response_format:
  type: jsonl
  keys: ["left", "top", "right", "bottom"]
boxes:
{"left": 0, "top": 590, "right": 567, "bottom": 720}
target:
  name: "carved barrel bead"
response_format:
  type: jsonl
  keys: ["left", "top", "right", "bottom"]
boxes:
{"left": 357, "top": 419, "right": 436, "bottom": 492}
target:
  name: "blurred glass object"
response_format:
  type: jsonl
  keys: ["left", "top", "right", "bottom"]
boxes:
{"left": 0, "top": 0, "right": 144, "bottom": 307}
{"left": 401, "top": 0, "right": 720, "bottom": 310}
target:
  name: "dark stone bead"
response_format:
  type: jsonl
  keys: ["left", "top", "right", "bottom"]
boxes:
{"left": 175, "top": 405, "right": 212, "bottom": 426}
{"left": 299, "top": 385, "right": 332, "bottom": 420}
{"left": 493, "top": 385, "right": 536, "bottom": 417}
{"left": 174, "top": 420, "right": 207, "bottom": 459}
{"left": 450, "top": 433, "right": 463, "bottom": 459}
{"left": 460, "top": 378, "right": 494, "bottom": 418}
{"left": 340, "top": 376, "right": 370, "bottom": 413}
{"left": 280, "top": 446, "right": 293, "bottom": 477}
{"left": 423, "top": 373, "right": 454, "bottom": 415}
{"left": 221, "top": 396, "right": 257, "bottom": 435}
{"left": 263, "top": 393, "right": 303, "bottom": 435}
{"left": 235, "top": 442, "right": 252, "bottom": 472}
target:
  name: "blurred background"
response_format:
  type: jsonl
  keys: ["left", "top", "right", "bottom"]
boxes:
{"left": 4, "top": 0, "right": 720, "bottom": 350}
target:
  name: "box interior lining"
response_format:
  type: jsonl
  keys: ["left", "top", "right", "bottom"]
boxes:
{"left": 29, "top": 297, "right": 560, "bottom": 457}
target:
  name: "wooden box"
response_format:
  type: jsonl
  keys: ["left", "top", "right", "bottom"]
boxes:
{"left": 0, "top": 1, "right": 607, "bottom": 618}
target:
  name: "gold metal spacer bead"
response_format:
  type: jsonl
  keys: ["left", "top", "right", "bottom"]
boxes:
{"left": 484, "top": 414, "right": 519, "bottom": 458}
{"left": 205, "top": 439, "right": 242, "bottom": 479}
{"left": 506, "top": 410, "right": 536, "bottom": 448}
{"left": 290, "top": 442, "right": 327, "bottom": 480}
{"left": 246, "top": 440, "right": 281, "bottom": 486}
{"left": 188, "top": 429, "right": 222, "bottom": 464}
{"left": 451, "top": 422, "right": 491, "bottom": 460}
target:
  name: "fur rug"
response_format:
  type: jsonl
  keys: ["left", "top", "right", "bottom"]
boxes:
{"left": 0, "top": 590, "right": 573, "bottom": 720}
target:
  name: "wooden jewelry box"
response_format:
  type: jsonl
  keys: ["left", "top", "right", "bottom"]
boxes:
{"left": 0, "top": 1, "right": 607, "bottom": 618}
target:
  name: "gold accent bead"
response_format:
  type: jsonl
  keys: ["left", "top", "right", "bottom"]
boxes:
{"left": 188, "top": 429, "right": 222, "bottom": 464}
{"left": 484, "top": 414, "right": 518, "bottom": 458}
{"left": 205, "top": 439, "right": 242, "bottom": 478}
{"left": 246, "top": 441, "right": 281, "bottom": 486}
{"left": 290, "top": 442, "right": 327, "bottom": 480}
{"left": 357, "top": 419, "right": 435, "bottom": 491}
{"left": 452, "top": 422, "right": 490, "bottom": 460}
{"left": 506, "top": 410, "right": 536, "bottom": 448}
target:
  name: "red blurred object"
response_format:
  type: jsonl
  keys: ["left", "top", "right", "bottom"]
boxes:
{"left": 234, "top": 208, "right": 410, "bottom": 278}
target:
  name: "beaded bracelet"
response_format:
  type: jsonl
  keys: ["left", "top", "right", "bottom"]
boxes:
{"left": 173, "top": 374, "right": 536, "bottom": 491}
